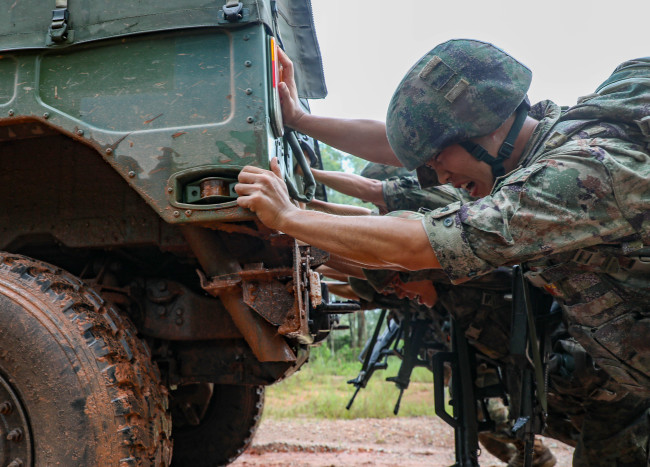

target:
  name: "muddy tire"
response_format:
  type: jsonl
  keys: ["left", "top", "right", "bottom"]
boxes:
{"left": 0, "top": 253, "right": 172, "bottom": 467}
{"left": 171, "top": 384, "right": 264, "bottom": 466}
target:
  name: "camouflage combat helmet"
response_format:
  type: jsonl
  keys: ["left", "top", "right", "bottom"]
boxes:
{"left": 386, "top": 39, "right": 532, "bottom": 186}
{"left": 362, "top": 268, "right": 399, "bottom": 293}
{"left": 359, "top": 162, "right": 413, "bottom": 181}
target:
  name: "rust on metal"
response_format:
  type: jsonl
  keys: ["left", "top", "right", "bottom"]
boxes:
{"left": 143, "top": 113, "right": 163, "bottom": 124}
{"left": 209, "top": 221, "right": 272, "bottom": 239}
{"left": 200, "top": 178, "right": 230, "bottom": 198}
{"left": 199, "top": 266, "right": 293, "bottom": 296}
{"left": 309, "top": 270, "right": 322, "bottom": 308}
{"left": 219, "top": 290, "right": 296, "bottom": 363}
{"left": 277, "top": 242, "right": 311, "bottom": 344}
{"left": 242, "top": 279, "right": 294, "bottom": 326}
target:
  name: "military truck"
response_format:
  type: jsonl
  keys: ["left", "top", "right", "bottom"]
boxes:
{"left": 0, "top": 1, "right": 333, "bottom": 465}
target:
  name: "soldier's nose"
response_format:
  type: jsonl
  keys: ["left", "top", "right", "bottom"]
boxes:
{"left": 427, "top": 160, "right": 449, "bottom": 184}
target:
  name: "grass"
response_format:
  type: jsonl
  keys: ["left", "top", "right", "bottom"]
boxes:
{"left": 263, "top": 344, "right": 442, "bottom": 420}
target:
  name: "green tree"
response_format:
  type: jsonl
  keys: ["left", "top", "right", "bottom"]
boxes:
{"left": 318, "top": 144, "right": 374, "bottom": 210}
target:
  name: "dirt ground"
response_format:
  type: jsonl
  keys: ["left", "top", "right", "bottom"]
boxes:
{"left": 231, "top": 416, "right": 575, "bottom": 466}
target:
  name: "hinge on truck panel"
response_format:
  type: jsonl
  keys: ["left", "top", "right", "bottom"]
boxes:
{"left": 48, "top": 0, "right": 74, "bottom": 45}
{"left": 222, "top": 1, "right": 244, "bottom": 22}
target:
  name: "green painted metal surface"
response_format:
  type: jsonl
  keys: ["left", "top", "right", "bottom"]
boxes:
{"left": 0, "top": 58, "right": 16, "bottom": 105}
{"left": 0, "top": 0, "right": 325, "bottom": 226}
{"left": 0, "top": 25, "right": 278, "bottom": 223}
{"left": 0, "top": 1, "right": 272, "bottom": 51}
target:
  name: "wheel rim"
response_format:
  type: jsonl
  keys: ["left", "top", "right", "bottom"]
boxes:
{"left": 0, "top": 372, "right": 33, "bottom": 467}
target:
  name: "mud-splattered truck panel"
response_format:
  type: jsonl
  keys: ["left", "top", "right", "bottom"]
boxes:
{"left": 0, "top": 2, "right": 332, "bottom": 466}
{"left": 0, "top": 0, "right": 326, "bottom": 224}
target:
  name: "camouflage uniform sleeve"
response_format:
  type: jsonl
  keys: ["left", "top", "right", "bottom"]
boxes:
{"left": 423, "top": 142, "right": 643, "bottom": 283}
{"left": 383, "top": 177, "right": 466, "bottom": 212}
{"left": 422, "top": 201, "right": 494, "bottom": 283}
{"left": 382, "top": 176, "right": 420, "bottom": 211}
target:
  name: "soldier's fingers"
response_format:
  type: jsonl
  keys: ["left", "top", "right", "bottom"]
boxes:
{"left": 233, "top": 182, "right": 258, "bottom": 196}
{"left": 238, "top": 167, "right": 273, "bottom": 184}
{"left": 236, "top": 194, "right": 255, "bottom": 211}
{"left": 239, "top": 165, "right": 269, "bottom": 176}
{"left": 270, "top": 157, "right": 283, "bottom": 178}
{"left": 277, "top": 49, "right": 294, "bottom": 78}
{"left": 278, "top": 82, "right": 292, "bottom": 103}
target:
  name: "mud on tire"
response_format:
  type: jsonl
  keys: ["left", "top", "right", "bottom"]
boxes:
{"left": 0, "top": 253, "right": 172, "bottom": 466}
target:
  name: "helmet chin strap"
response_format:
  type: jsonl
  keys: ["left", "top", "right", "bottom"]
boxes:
{"left": 459, "top": 100, "right": 530, "bottom": 178}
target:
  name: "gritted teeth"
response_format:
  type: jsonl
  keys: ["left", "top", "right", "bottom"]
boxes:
{"left": 458, "top": 181, "right": 474, "bottom": 192}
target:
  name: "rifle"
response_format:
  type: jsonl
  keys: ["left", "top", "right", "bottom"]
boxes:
{"left": 386, "top": 312, "right": 433, "bottom": 415}
{"left": 432, "top": 317, "right": 481, "bottom": 467}
{"left": 508, "top": 265, "right": 552, "bottom": 467}
{"left": 346, "top": 308, "right": 401, "bottom": 409}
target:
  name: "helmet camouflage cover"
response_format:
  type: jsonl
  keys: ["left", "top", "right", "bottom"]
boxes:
{"left": 386, "top": 39, "right": 532, "bottom": 171}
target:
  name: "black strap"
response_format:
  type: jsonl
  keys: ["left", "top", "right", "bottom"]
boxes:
{"left": 498, "top": 100, "right": 530, "bottom": 159}
{"left": 459, "top": 100, "right": 530, "bottom": 179}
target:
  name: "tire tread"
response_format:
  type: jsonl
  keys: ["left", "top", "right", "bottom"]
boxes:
{"left": 0, "top": 254, "right": 172, "bottom": 466}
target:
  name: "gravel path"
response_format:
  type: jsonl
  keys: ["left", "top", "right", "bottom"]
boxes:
{"left": 231, "top": 416, "right": 574, "bottom": 466}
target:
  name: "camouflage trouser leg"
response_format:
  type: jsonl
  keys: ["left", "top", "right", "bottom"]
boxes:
{"left": 572, "top": 393, "right": 650, "bottom": 467}
{"left": 547, "top": 332, "right": 650, "bottom": 465}
{"left": 478, "top": 394, "right": 518, "bottom": 463}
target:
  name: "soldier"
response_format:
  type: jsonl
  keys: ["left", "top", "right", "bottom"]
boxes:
{"left": 365, "top": 259, "right": 650, "bottom": 466}
{"left": 236, "top": 40, "right": 650, "bottom": 465}
{"left": 319, "top": 172, "right": 559, "bottom": 465}
{"left": 310, "top": 161, "right": 470, "bottom": 214}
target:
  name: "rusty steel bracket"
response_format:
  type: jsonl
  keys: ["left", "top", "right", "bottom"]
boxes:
{"left": 198, "top": 242, "right": 323, "bottom": 345}
{"left": 198, "top": 265, "right": 293, "bottom": 296}
{"left": 183, "top": 226, "right": 297, "bottom": 363}
{"left": 309, "top": 270, "right": 322, "bottom": 308}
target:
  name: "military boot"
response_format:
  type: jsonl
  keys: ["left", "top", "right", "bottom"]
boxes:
{"left": 508, "top": 437, "right": 557, "bottom": 467}
{"left": 478, "top": 432, "right": 516, "bottom": 463}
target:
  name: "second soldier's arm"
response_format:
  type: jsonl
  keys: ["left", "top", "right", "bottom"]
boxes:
{"left": 306, "top": 198, "right": 374, "bottom": 216}
{"left": 310, "top": 168, "right": 386, "bottom": 208}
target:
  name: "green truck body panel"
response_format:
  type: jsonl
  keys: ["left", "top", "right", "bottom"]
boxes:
{"left": 0, "top": 0, "right": 331, "bottom": 378}
{"left": 1, "top": 26, "right": 275, "bottom": 223}
{"left": 0, "top": 0, "right": 272, "bottom": 51}
{"left": 0, "top": 0, "right": 325, "bottom": 227}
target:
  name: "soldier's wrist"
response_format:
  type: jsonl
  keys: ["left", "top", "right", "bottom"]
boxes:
{"left": 276, "top": 205, "right": 301, "bottom": 234}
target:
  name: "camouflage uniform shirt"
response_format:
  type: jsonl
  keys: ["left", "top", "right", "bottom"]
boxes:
{"left": 382, "top": 176, "right": 471, "bottom": 212}
{"left": 422, "top": 97, "right": 650, "bottom": 396}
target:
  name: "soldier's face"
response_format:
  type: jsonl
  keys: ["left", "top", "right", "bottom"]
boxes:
{"left": 426, "top": 144, "right": 495, "bottom": 198}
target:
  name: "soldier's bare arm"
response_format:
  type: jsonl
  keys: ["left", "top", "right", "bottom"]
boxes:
{"left": 307, "top": 198, "right": 374, "bottom": 216}
{"left": 235, "top": 159, "right": 440, "bottom": 270}
{"left": 319, "top": 257, "right": 366, "bottom": 280}
{"left": 310, "top": 168, "right": 386, "bottom": 208}
{"left": 277, "top": 49, "right": 401, "bottom": 167}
